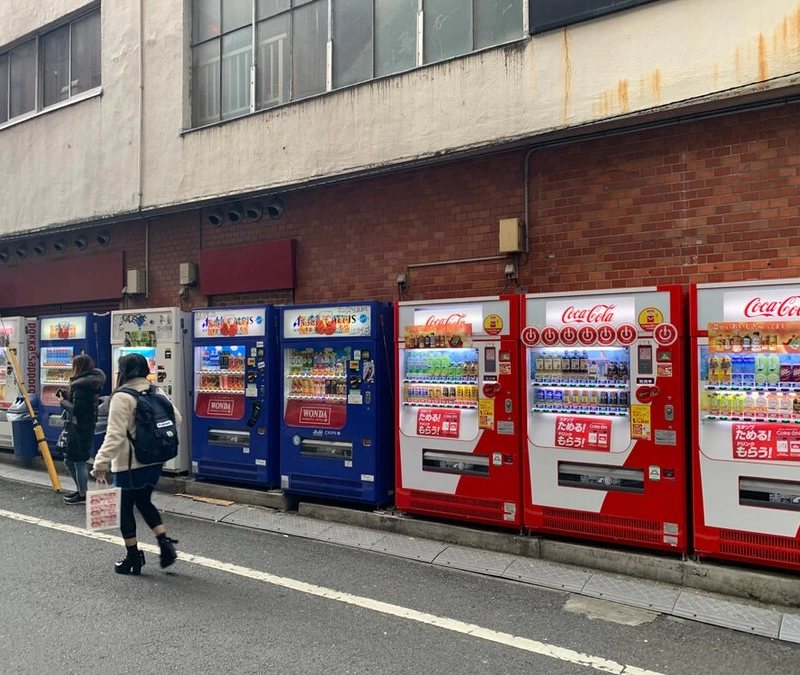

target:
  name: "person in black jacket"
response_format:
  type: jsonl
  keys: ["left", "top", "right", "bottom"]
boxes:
{"left": 56, "top": 354, "right": 106, "bottom": 504}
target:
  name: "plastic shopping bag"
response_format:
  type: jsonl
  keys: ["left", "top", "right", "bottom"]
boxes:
{"left": 86, "top": 478, "right": 121, "bottom": 531}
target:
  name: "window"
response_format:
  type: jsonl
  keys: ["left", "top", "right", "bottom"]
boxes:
{"left": 0, "top": 8, "right": 101, "bottom": 125}
{"left": 191, "top": 0, "right": 524, "bottom": 128}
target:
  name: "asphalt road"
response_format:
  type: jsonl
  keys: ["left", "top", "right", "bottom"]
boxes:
{"left": 0, "top": 478, "right": 797, "bottom": 675}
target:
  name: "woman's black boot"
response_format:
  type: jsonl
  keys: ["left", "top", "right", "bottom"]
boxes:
{"left": 115, "top": 546, "right": 145, "bottom": 575}
{"left": 157, "top": 534, "right": 178, "bottom": 568}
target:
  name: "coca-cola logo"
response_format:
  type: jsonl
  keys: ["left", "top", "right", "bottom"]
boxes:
{"left": 743, "top": 296, "right": 800, "bottom": 318}
{"left": 423, "top": 313, "right": 468, "bottom": 329}
{"left": 561, "top": 304, "right": 616, "bottom": 324}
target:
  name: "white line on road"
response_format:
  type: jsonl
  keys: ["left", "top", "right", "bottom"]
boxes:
{"left": 0, "top": 507, "right": 662, "bottom": 675}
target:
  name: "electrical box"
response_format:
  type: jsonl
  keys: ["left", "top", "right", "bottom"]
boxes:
{"left": 498, "top": 218, "right": 523, "bottom": 253}
{"left": 126, "top": 268, "right": 146, "bottom": 295}
{"left": 179, "top": 262, "right": 198, "bottom": 286}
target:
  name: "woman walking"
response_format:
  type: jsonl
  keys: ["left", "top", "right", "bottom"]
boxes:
{"left": 57, "top": 354, "right": 105, "bottom": 504}
{"left": 91, "top": 353, "right": 181, "bottom": 575}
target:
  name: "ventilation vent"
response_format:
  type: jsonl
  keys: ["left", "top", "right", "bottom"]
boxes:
{"left": 719, "top": 528, "right": 800, "bottom": 565}
{"left": 196, "top": 459, "right": 258, "bottom": 481}
{"left": 408, "top": 490, "right": 508, "bottom": 523}
{"left": 288, "top": 473, "right": 364, "bottom": 498}
{"left": 542, "top": 507, "right": 662, "bottom": 544}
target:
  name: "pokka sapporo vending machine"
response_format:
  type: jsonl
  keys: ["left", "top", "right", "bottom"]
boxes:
{"left": 395, "top": 296, "right": 522, "bottom": 529}
{"left": 691, "top": 279, "right": 800, "bottom": 572}
{"left": 111, "top": 308, "right": 191, "bottom": 474}
{"left": 39, "top": 313, "right": 111, "bottom": 453}
{"left": 279, "top": 302, "right": 394, "bottom": 506}
{"left": 521, "top": 286, "right": 689, "bottom": 552}
{"left": 0, "top": 317, "right": 38, "bottom": 450}
{"left": 192, "top": 305, "right": 280, "bottom": 487}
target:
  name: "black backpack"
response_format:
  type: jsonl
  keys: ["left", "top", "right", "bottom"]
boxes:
{"left": 119, "top": 386, "right": 179, "bottom": 465}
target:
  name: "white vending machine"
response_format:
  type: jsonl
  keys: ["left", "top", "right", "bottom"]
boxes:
{"left": 110, "top": 308, "right": 191, "bottom": 473}
{"left": 0, "top": 316, "right": 39, "bottom": 450}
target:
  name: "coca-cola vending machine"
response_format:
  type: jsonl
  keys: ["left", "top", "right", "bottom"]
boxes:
{"left": 691, "top": 279, "right": 800, "bottom": 571}
{"left": 395, "top": 296, "right": 522, "bottom": 529}
{"left": 521, "top": 286, "right": 688, "bottom": 552}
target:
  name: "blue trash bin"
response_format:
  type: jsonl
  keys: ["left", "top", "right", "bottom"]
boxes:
{"left": 8, "top": 395, "right": 41, "bottom": 459}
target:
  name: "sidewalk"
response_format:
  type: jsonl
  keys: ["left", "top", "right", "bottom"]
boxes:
{"left": 1, "top": 450, "right": 799, "bottom": 643}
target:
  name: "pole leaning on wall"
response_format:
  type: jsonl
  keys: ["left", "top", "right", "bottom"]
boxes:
{"left": 7, "top": 347, "right": 61, "bottom": 491}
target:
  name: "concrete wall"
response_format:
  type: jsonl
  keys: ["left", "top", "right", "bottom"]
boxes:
{"left": 2, "top": 0, "right": 800, "bottom": 238}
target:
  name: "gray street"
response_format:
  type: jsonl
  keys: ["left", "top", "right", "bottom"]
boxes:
{"left": 0, "top": 477, "right": 798, "bottom": 674}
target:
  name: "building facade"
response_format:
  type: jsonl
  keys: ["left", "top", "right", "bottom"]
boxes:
{"left": 1, "top": 0, "right": 800, "bottom": 314}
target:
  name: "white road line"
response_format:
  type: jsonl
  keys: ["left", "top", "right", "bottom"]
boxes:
{"left": 0, "top": 508, "right": 662, "bottom": 675}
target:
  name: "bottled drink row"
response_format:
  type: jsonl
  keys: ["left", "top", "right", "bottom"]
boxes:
{"left": 712, "top": 331, "right": 794, "bottom": 352}
{"left": 706, "top": 353, "right": 800, "bottom": 386}
{"left": 403, "top": 383, "right": 479, "bottom": 408}
{"left": 42, "top": 347, "right": 74, "bottom": 366}
{"left": 405, "top": 351, "right": 479, "bottom": 382}
{"left": 703, "top": 390, "right": 800, "bottom": 420}
{"left": 532, "top": 351, "right": 629, "bottom": 383}
{"left": 533, "top": 386, "right": 630, "bottom": 415}
{"left": 288, "top": 375, "right": 348, "bottom": 400}
{"left": 288, "top": 349, "right": 347, "bottom": 377}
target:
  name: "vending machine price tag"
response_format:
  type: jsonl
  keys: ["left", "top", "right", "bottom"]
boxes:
{"left": 554, "top": 416, "right": 612, "bottom": 451}
{"left": 416, "top": 409, "right": 460, "bottom": 438}
{"left": 731, "top": 422, "right": 800, "bottom": 461}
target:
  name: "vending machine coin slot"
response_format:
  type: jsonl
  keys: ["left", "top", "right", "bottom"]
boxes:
{"left": 638, "top": 344, "right": 653, "bottom": 375}
{"left": 664, "top": 404, "right": 675, "bottom": 421}
{"left": 485, "top": 346, "right": 497, "bottom": 373}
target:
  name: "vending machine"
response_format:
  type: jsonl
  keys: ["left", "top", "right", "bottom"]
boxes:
{"left": 521, "top": 286, "right": 688, "bottom": 552}
{"left": 192, "top": 305, "right": 280, "bottom": 487}
{"left": 395, "top": 296, "right": 522, "bottom": 529}
{"left": 110, "top": 308, "right": 191, "bottom": 474}
{"left": 279, "top": 302, "right": 394, "bottom": 506}
{"left": 691, "top": 278, "right": 800, "bottom": 572}
{"left": 0, "top": 316, "right": 38, "bottom": 450}
{"left": 39, "top": 313, "right": 111, "bottom": 452}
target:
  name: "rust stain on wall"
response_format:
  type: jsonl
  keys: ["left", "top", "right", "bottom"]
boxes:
{"left": 651, "top": 69, "right": 661, "bottom": 102}
{"left": 758, "top": 33, "right": 768, "bottom": 81}
{"left": 563, "top": 28, "right": 572, "bottom": 123}
{"left": 617, "top": 79, "right": 630, "bottom": 112}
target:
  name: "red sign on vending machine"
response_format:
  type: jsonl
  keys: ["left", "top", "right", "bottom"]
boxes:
{"left": 554, "top": 416, "right": 611, "bottom": 451}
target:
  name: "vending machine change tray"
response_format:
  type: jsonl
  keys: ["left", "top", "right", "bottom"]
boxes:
{"left": 422, "top": 449, "right": 489, "bottom": 477}
{"left": 739, "top": 477, "right": 800, "bottom": 512}
{"left": 558, "top": 462, "right": 644, "bottom": 493}
{"left": 300, "top": 438, "right": 353, "bottom": 460}
{"left": 208, "top": 428, "right": 250, "bottom": 448}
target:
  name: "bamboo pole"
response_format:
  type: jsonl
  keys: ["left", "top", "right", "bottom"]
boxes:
{"left": 6, "top": 346, "right": 61, "bottom": 491}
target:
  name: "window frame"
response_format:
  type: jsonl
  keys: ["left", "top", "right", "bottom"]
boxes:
{"left": 0, "top": 6, "right": 101, "bottom": 128}
{"left": 189, "top": 0, "right": 525, "bottom": 130}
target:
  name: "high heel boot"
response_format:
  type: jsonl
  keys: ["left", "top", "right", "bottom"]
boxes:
{"left": 115, "top": 546, "right": 145, "bottom": 575}
{"left": 157, "top": 534, "right": 178, "bottom": 568}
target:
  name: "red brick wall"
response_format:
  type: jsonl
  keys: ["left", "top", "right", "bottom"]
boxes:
{"left": 4, "top": 102, "right": 800, "bottom": 317}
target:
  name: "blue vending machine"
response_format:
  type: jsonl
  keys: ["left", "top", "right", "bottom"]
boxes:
{"left": 279, "top": 301, "right": 395, "bottom": 506}
{"left": 191, "top": 305, "right": 280, "bottom": 487}
{"left": 38, "top": 313, "right": 111, "bottom": 454}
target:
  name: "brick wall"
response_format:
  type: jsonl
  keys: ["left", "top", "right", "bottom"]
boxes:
{"left": 4, "top": 101, "right": 800, "bottom": 316}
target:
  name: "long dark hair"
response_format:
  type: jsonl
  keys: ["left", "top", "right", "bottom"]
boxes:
{"left": 71, "top": 354, "right": 95, "bottom": 380}
{"left": 115, "top": 353, "right": 151, "bottom": 389}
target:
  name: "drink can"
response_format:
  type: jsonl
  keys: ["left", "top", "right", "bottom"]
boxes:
{"left": 554, "top": 390, "right": 564, "bottom": 403}
{"left": 607, "top": 391, "right": 617, "bottom": 405}
{"left": 545, "top": 389, "right": 554, "bottom": 402}
{"left": 619, "top": 391, "right": 629, "bottom": 406}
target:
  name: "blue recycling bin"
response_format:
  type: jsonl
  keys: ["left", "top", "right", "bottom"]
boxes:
{"left": 8, "top": 395, "right": 41, "bottom": 459}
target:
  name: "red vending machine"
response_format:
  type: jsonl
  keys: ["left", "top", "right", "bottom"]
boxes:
{"left": 691, "top": 279, "right": 800, "bottom": 571}
{"left": 521, "top": 286, "right": 688, "bottom": 552}
{"left": 395, "top": 296, "right": 522, "bottom": 529}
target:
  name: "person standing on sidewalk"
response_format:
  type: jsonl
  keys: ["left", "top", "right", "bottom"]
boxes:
{"left": 56, "top": 354, "right": 105, "bottom": 505}
{"left": 91, "top": 353, "right": 181, "bottom": 575}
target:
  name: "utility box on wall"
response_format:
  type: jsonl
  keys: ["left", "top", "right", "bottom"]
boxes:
{"left": 179, "top": 262, "right": 198, "bottom": 286}
{"left": 498, "top": 218, "right": 523, "bottom": 253}
{"left": 126, "top": 268, "right": 146, "bottom": 295}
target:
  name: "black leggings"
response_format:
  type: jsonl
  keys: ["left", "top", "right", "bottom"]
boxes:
{"left": 119, "top": 486, "right": 162, "bottom": 540}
